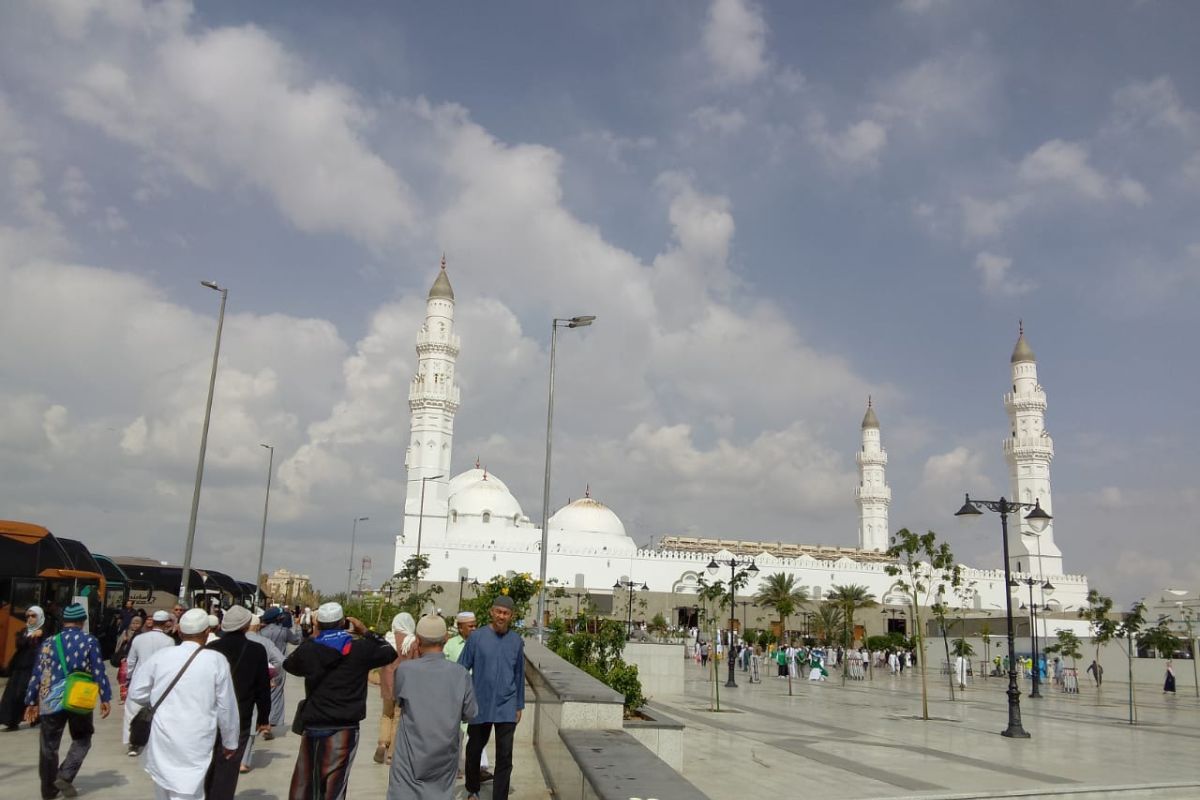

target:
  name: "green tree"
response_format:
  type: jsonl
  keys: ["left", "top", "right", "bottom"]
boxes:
{"left": 1137, "top": 621, "right": 1181, "bottom": 659}
{"left": 462, "top": 572, "right": 542, "bottom": 632}
{"left": 380, "top": 554, "right": 444, "bottom": 618}
{"left": 1115, "top": 601, "right": 1147, "bottom": 724}
{"left": 826, "top": 584, "right": 876, "bottom": 682}
{"left": 979, "top": 621, "right": 993, "bottom": 676}
{"left": 885, "top": 528, "right": 960, "bottom": 720}
{"left": 753, "top": 573, "right": 809, "bottom": 641}
{"left": 1078, "top": 589, "right": 1117, "bottom": 687}
{"left": 813, "top": 602, "right": 844, "bottom": 647}
{"left": 1044, "top": 628, "right": 1083, "bottom": 676}
{"left": 951, "top": 638, "right": 975, "bottom": 657}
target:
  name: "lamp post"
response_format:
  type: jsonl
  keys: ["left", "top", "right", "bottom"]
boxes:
{"left": 415, "top": 474, "right": 445, "bottom": 558}
{"left": 737, "top": 600, "right": 753, "bottom": 632}
{"left": 457, "top": 576, "right": 479, "bottom": 610}
{"left": 1020, "top": 577, "right": 1054, "bottom": 698}
{"left": 254, "top": 443, "right": 274, "bottom": 608}
{"left": 346, "top": 516, "right": 369, "bottom": 599}
{"left": 955, "top": 494, "right": 1052, "bottom": 739}
{"left": 179, "top": 280, "right": 228, "bottom": 605}
{"left": 1176, "top": 602, "right": 1199, "bottom": 698}
{"left": 706, "top": 556, "right": 760, "bottom": 688}
{"left": 536, "top": 315, "right": 596, "bottom": 641}
{"left": 614, "top": 579, "right": 648, "bottom": 637}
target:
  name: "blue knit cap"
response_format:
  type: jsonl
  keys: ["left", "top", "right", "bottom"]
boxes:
{"left": 62, "top": 603, "right": 87, "bottom": 621}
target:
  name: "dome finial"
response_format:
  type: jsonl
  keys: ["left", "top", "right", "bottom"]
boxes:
{"left": 861, "top": 397, "right": 880, "bottom": 429}
{"left": 428, "top": 255, "right": 454, "bottom": 300}
{"left": 441, "top": 252, "right": 447, "bottom": 270}
{"left": 1011, "top": 321, "right": 1036, "bottom": 363}
{"left": 482, "top": 467, "right": 488, "bottom": 481}
{"left": 475, "top": 455, "right": 480, "bottom": 470}
{"left": 585, "top": 483, "right": 591, "bottom": 498}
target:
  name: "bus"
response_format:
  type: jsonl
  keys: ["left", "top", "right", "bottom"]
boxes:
{"left": 0, "top": 521, "right": 106, "bottom": 671}
{"left": 106, "top": 557, "right": 248, "bottom": 613}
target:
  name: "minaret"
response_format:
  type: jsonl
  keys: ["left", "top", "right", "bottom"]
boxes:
{"left": 1002, "top": 323, "right": 1062, "bottom": 577}
{"left": 402, "top": 257, "right": 460, "bottom": 542}
{"left": 855, "top": 397, "right": 890, "bottom": 552}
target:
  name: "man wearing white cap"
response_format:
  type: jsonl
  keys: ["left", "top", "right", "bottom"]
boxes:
{"left": 284, "top": 601, "right": 396, "bottom": 800}
{"left": 128, "top": 608, "right": 239, "bottom": 800}
{"left": 387, "top": 615, "right": 476, "bottom": 799}
{"left": 123, "top": 610, "right": 176, "bottom": 756}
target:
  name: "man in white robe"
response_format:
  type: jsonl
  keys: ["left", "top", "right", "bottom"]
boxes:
{"left": 128, "top": 608, "right": 239, "bottom": 800}
{"left": 124, "top": 610, "right": 177, "bottom": 755}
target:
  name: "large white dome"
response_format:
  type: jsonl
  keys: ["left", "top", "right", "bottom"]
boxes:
{"left": 549, "top": 495, "right": 636, "bottom": 551}
{"left": 449, "top": 467, "right": 509, "bottom": 496}
{"left": 448, "top": 474, "right": 525, "bottom": 526}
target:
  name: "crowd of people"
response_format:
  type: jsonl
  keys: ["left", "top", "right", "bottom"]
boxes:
{"left": 1, "top": 595, "right": 528, "bottom": 800}
{"left": 692, "top": 636, "right": 920, "bottom": 683}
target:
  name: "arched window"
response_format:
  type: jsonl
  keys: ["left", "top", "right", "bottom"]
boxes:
{"left": 450, "top": 510, "right": 458, "bottom": 523}
{"left": 482, "top": 511, "right": 491, "bottom": 524}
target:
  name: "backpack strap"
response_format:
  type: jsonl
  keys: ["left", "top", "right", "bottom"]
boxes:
{"left": 53, "top": 634, "right": 69, "bottom": 673}
{"left": 151, "top": 646, "right": 205, "bottom": 713}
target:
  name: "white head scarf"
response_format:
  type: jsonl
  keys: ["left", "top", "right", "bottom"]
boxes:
{"left": 25, "top": 605, "right": 45, "bottom": 633}
{"left": 386, "top": 612, "right": 417, "bottom": 656}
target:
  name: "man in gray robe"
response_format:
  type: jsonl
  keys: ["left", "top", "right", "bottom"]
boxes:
{"left": 258, "top": 606, "right": 299, "bottom": 732}
{"left": 387, "top": 615, "right": 477, "bottom": 799}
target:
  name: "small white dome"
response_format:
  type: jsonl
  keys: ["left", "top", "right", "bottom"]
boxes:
{"left": 449, "top": 467, "right": 509, "bottom": 497}
{"left": 549, "top": 494, "right": 636, "bottom": 551}
{"left": 449, "top": 475, "right": 524, "bottom": 523}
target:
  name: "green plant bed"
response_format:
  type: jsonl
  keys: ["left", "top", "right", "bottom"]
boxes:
{"left": 546, "top": 615, "right": 646, "bottom": 712}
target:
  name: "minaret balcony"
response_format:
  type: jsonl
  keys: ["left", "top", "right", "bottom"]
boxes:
{"left": 1003, "top": 391, "right": 1047, "bottom": 411}
{"left": 409, "top": 384, "right": 461, "bottom": 404}
{"left": 416, "top": 330, "right": 461, "bottom": 354}
{"left": 855, "top": 451, "right": 888, "bottom": 466}
{"left": 855, "top": 486, "right": 892, "bottom": 502}
{"left": 1002, "top": 437, "right": 1054, "bottom": 458}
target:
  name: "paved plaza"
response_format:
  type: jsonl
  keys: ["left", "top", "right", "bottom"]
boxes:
{"left": 0, "top": 669, "right": 548, "bottom": 800}
{"left": 652, "top": 660, "right": 1200, "bottom": 799}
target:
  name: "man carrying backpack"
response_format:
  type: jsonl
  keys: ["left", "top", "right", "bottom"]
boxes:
{"left": 23, "top": 602, "right": 112, "bottom": 800}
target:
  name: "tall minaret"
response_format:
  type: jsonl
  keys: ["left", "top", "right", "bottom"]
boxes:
{"left": 855, "top": 398, "right": 890, "bottom": 552}
{"left": 402, "top": 257, "right": 460, "bottom": 543}
{"left": 1002, "top": 323, "right": 1062, "bottom": 577}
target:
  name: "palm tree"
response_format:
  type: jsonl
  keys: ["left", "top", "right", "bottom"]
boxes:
{"left": 826, "top": 584, "right": 877, "bottom": 650}
{"left": 813, "top": 602, "right": 844, "bottom": 647}
{"left": 753, "top": 573, "right": 809, "bottom": 640}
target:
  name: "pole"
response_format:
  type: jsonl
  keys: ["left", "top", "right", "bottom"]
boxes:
{"left": 1028, "top": 582, "right": 1042, "bottom": 698}
{"left": 254, "top": 444, "right": 274, "bottom": 608}
{"left": 536, "top": 320, "right": 559, "bottom": 641}
{"left": 417, "top": 477, "right": 429, "bottom": 557}
{"left": 999, "top": 500, "right": 1030, "bottom": 738}
{"left": 179, "top": 284, "right": 227, "bottom": 605}
{"left": 626, "top": 584, "right": 634, "bottom": 635}
{"left": 726, "top": 561, "right": 738, "bottom": 688}
{"left": 347, "top": 516, "right": 367, "bottom": 599}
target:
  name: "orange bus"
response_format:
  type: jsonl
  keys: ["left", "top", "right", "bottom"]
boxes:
{"left": 0, "top": 521, "right": 106, "bottom": 671}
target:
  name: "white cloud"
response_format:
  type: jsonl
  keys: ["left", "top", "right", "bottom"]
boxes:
{"left": 55, "top": 17, "right": 419, "bottom": 250}
{"left": 1018, "top": 139, "right": 1149, "bottom": 206}
{"left": 921, "top": 446, "right": 992, "bottom": 497}
{"left": 703, "top": 0, "right": 768, "bottom": 86}
{"left": 1109, "top": 76, "right": 1200, "bottom": 138}
{"left": 974, "top": 251, "right": 1035, "bottom": 298}
{"left": 806, "top": 114, "right": 888, "bottom": 169}
{"left": 60, "top": 165, "right": 92, "bottom": 214}
{"left": 689, "top": 105, "right": 748, "bottom": 136}
{"left": 875, "top": 49, "right": 1000, "bottom": 136}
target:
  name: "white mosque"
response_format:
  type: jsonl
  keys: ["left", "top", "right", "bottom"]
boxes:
{"left": 393, "top": 261, "right": 1088, "bottom": 624}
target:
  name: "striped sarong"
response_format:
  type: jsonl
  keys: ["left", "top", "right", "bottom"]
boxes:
{"left": 288, "top": 727, "right": 359, "bottom": 800}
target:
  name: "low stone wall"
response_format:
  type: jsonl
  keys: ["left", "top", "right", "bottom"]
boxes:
{"left": 525, "top": 640, "right": 709, "bottom": 800}
{"left": 623, "top": 640, "right": 686, "bottom": 699}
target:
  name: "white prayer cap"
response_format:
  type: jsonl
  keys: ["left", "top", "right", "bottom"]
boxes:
{"left": 207, "top": 614, "right": 219, "bottom": 629}
{"left": 179, "top": 608, "right": 211, "bottom": 634}
{"left": 455, "top": 611, "right": 476, "bottom": 622}
{"left": 222, "top": 605, "right": 253, "bottom": 632}
{"left": 316, "top": 602, "right": 344, "bottom": 623}
{"left": 152, "top": 610, "right": 171, "bottom": 623}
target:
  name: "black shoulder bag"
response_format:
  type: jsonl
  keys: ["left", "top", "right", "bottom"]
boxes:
{"left": 291, "top": 651, "right": 341, "bottom": 735}
{"left": 129, "top": 646, "right": 204, "bottom": 747}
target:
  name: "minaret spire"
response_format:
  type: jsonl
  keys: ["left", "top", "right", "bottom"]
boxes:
{"left": 1003, "top": 324, "right": 1062, "bottom": 577}
{"left": 855, "top": 397, "right": 889, "bottom": 551}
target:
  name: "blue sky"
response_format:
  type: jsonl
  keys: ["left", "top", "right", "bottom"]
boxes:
{"left": 1, "top": 0, "right": 1197, "bottom": 602}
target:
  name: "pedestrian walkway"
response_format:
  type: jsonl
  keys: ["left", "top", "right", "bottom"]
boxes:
{"left": 652, "top": 659, "right": 1200, "bottom": 798}
{"left": 0, "top": 668, "right": 549, "bottom": 799}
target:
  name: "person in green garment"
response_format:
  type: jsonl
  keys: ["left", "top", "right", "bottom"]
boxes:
{"left": 775, "top": 644, "right": 788, "bottom": 678}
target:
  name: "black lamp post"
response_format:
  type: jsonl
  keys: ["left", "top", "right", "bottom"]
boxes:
{"left": 613, "top": 579, "right": 648, "bottom": 637}
{"left": 706, "top": 556, "right": 760, "bottom": 688}
{"left": 1019, "top": 577, "right": 1055, "bottom": 698}
{"left": 955, "top": 494, "right": 1052, "bottom": 739}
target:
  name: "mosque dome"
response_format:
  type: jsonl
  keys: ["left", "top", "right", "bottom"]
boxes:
{"left": 1011, "top": 328, "right": 1035, "bottom": 363}
{"left": 549, "top": 492, "right": 636, "bottom": 551}
{"left": 449, "top": 467, "right": 509, "bottom": 497}
{"left": 861, "top": 399, "right": 879, "bottom": 430}
{"left": 448, "top": 474, "right": 524, "bottom": 525}
{"left": 428, "top": 257, "right": 454, "bottom": 301}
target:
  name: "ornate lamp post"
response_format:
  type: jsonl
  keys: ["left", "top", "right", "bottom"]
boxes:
{"left": 415, "top": 474, "right": 445, "bottom": 558}
{"left": 253, "top": 443, "right": 274, "bottom": 608}
{"left": 346, "top": 516, "right": 369, "bottom": 599}
{"left": 956, "top": 494, "right": 1052, "bottom": 739}
{"left": 613, "top": 579, "right": 648, "bottom": 636}
{"left": 536, "top": 315, "right": 596, "bottom": 641}
{"left": 706, "top": 556, "right": 760, "bottom": 688}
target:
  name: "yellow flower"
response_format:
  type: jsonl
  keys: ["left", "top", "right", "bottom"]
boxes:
{"left": 501, "top": 588, "right": 509, "bottom": 596}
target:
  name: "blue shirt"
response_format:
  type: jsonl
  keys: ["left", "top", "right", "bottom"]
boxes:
{"left": 25, "top": 627, "right": 113, "bottom": 707}
{"left": 457, "top": 625, "right": 524, "bottom": 724}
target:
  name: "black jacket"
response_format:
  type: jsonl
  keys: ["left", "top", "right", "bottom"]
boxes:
{"left": 283, "top": 631, "right": 395, "bottom": 729}
{"left": 207, "top": 631, "right": 271, "bottom": 733}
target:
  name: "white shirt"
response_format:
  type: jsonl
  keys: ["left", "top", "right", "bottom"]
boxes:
{"left": 125, "top": 629, "right": 175, "bottom": 681}
{"left": 128, "top": 641, "right": 239, "bottom": 795}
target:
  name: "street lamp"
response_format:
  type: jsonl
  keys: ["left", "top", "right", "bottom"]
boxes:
{"left": 179, "top": 280, "right": 228, "bottom": 606}
{"left": 706, "top": 556, "right": 760, "bottom": 688}
{"left": 415, "top": 474, "right": 445, "bottom": 558}
{"left": 346, "top": 516, "right": 369, "bottom": 599}
{"left": 614, "top": 579, "right": 648, "bottom": 637}
{"left": 536, "top": 314, "right": 596, "bottom": 641}
{"left": 1019, "top": 577, "right": 1054, "bottom": 698}
{"left": 737, "top": 600, "right": 754, "bottom": 632}
{"left": 254, "top": 443, "right": 274, "bottom": 608}
{"left": 955, "top": 493, "right": 1052, "bottom": 739}
{"left": 457, "top": 576, "right": 480, "bottom": 610}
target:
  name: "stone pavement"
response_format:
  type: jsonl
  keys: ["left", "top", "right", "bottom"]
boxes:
{"left": 650, "top": 659, "right": 1200, "bottom": 799}
{"left": 0, "top": 667, "right": 549, "bottom": 800}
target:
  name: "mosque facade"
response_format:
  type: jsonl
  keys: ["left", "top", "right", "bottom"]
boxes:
{"left": 394, "top": 263, "right": 1088, "bottom": 622}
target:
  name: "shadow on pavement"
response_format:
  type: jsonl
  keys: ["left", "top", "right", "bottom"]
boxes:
{"left": 73, "top": 768, "right": 128, "bottom": 792}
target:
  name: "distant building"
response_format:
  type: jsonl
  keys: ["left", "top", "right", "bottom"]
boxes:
{"left": 265, "top": 568, "right": 313, "bottom": 604}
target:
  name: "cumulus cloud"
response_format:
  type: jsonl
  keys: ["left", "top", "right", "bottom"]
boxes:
{"left": 974, "top": 251, "right": 1035, "bottom": 298}
{"left": 689, "top": 105, "right": 748, "bottom": 136}
{"left": 874, "top": 48, "right": 1001, "bottom": 136}
{"left": 806, "top": 114, "right": 888, "bottom": 169}
{"left": 1018, "top": 139, "right": 1149, "bottom": 206}
{"left": 703, "top": 0, "right": 768, "bottom": 86}
{"left": 921, "top": 446, "right": 993, "bottom": 498}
